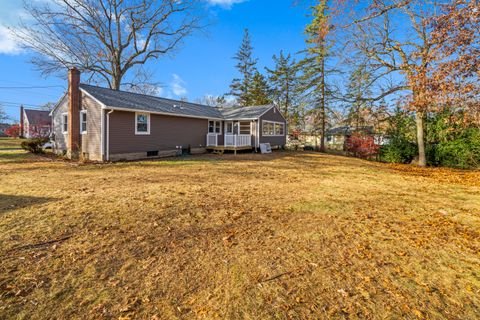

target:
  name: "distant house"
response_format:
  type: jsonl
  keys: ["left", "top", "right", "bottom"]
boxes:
{"left": 325, "top": 126, "right": 387, "bottom": 151}
{"left": 21, "top": 108, "right": 51, "bottom": 138}
{"left": 49, "top": 68, "right": 287, "bottom": 161}
{"left": 0, "top": 123, "right": 10, "bottom": 137}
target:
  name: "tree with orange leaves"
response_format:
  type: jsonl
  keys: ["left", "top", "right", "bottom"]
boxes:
{"left": 350, "top": 0, "right": 479, "bottom": 166}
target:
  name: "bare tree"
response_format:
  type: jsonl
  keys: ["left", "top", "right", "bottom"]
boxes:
{"left": 0, "top": 105, "right": 9, "bottom": 123}
{"left": 350, "top": 0, "right": 446, "bottom": 166}
{"left": 13, "top": 0, "right": 205, "bottom": 90}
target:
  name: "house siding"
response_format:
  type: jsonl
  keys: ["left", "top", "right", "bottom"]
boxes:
{"left": 52, "top": 97, "right": 68, "bottom": 155}
{"left": 52, "top": 93, "right": 103, "bottom": 161}
{"left": 81, "top": 95, "right": 103, "bottom": 161}
{"left": 108, "top": 111, "right": 208, "bottom": 160}
{"left": 259, "top": 107, "right": 287, "bottom": 147}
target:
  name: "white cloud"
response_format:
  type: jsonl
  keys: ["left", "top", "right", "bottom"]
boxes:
{"left": 0, "top": 26, "right": 22, "bottom": 55}
{"left": 170, "top": 74, "right": 188, "bottom": 97}
{"left": 206, "top": 0, "right": 247, "bottom": 9}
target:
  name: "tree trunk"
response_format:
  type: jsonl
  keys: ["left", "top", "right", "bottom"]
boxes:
{"left": 320, "top": 57, "right": 326, "bottom": 152}
{"left": 416, "top": 111, "right": 426, "bottom": 167}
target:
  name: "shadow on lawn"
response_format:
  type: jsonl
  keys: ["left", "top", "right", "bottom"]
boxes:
{"left": 0, "top": 194, "right": 55, "bottom": 214}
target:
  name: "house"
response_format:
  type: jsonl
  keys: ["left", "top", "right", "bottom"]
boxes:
{"left": 50, "top": 68, "right": 287, "bottom": 161}
{"left": 20, "top": 107, "right": 51, "bottom": 138}
{"left": 325, "top": 126, "right": 388, "bottom": 151}
{"left": 0, "top": 123, "right": 11, "bottom": 137}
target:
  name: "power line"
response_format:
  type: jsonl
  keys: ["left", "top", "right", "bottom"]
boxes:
{"left": 0, "top": 85, "right": 65, "bottom": 89}
{"left": 0, "top": 101, "right": 46, "bottom": 109}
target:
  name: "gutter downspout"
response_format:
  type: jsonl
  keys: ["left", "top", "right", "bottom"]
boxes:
{"left": 106, "top": 109, "right": 114, "bottom": 161}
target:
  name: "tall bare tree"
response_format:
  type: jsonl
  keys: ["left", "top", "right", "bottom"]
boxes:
{"left": 13, "top": 0, "right": 205, "bottom": 90}
{"left": 350, "top": 0, "right": 455, "bottom": 166}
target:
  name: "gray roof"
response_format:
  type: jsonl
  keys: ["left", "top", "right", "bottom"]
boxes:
{"left": 24, "top": 109, "right": 51, "bottom": 125}
{"left": 80, "top": 84, "right": 224, "bottom": 119}
{"left": 80, "top": 84, "right": 275, "bottom": 120}
{"left": 326, "top": 126, "right": 374, "bottom": 136}
{"left": 219, "top": 105, "right": 273, "bottom": 120}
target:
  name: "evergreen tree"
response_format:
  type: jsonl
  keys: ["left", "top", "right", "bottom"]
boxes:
{"left": 266, "top": 51, "right": 300, "bottom": 130}
{"left": 229, "top": 29, "right": 258, "bottom": 106}
{"left": 250, "top": 71, "right": 272, "bottom": 106}
{"left": 298, "top": 1, "right": 334, "bottom": 152}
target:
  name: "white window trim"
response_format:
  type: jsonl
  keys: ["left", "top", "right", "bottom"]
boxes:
{"left": 135, "top": 112, "right": 150, "bottom": 135}
{"left": 80, "top": 110, "right": 87, "bottom": 134}
{"left": 62, "top": 113, "right": 68, "bottom": 134}
{"left": 208, "top": 120, "right": 222, "bottom": 135}
{"left": 262, "top": 120, "right": 285, "bottom": 137}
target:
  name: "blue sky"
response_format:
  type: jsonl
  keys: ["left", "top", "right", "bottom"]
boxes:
{"left": 0, "top": 0, "right": 310, "bottom": 122}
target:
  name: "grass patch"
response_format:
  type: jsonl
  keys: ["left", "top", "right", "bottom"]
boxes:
{"left": 0, "top": 149, "right": 479, "bottom": 319}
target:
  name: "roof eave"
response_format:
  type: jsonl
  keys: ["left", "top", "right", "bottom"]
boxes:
{"left": 101, "top": 105, "right": 223, "bottom": 121}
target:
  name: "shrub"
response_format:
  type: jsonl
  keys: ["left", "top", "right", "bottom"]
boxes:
{"left": 5, "top": 125, "right": 21, "bottom": 138}
{"left": 433, "top": 128, "right": 480, "bottom": 169}
{"left": 346, "top": 133, "right": 380, "bottom": 159}
{"left": 21, "top": 138, "right": 49, "bottom": 154}
{"left": 379, "top": 137, "right": 418, "bottom": 163}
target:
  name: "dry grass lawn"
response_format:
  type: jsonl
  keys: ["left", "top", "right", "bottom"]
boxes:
{"left": 1, "top": 138, "right": 479, "bottom": 319}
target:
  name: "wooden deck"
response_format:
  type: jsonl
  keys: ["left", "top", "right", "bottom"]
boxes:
{"left": 206, "top": 145, "right": 253, "bottom": 155}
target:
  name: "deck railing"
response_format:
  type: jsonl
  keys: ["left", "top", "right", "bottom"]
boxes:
{"left": 207, "top": 134, "right": 252, "bottom": 148}
{"left": 225, "top": 134, "right": 251, "bottom": 147}
{"left": 206, "top": 134, "right": 218, "bottom": 147}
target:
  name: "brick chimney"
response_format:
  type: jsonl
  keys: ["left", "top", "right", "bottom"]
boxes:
{"left": 67, "top": 68, "right": 81, "bottom": 159}
{"left": 19, "top": 105, "right": 24, "bottom": 138}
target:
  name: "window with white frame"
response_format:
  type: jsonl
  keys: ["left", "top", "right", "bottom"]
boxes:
{"left": 135, "top": 113, "right": 150, "bottom": 135}
{"left": 239, "top": 121, "right": 251, "bottom": 135}
{"left": 262, "top": 121, "right": 285, "bottom": 136}
{"left": 208, "top": 120, "right": 222, "bottom": 134}
{"left": 80, "top": 110, "right": 87, "bottom": 134}
{"left": 274, "top": 122, "right": 285, "bottom": 135}
{"left": 262, "top": 121, "right": 274, "bottom": 136}
{"left": 62, "top": 113, "right": 68, "bottom": 133}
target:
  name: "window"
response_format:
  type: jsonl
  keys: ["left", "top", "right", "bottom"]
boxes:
{"left": 262, "top": 121, "right": 274, "bottom": 136}
{"left": 208, "top": 120, "right": 222, "bottom": 134}
{"left": 62, "top": 113, "right": 68, "bottom": 133}
{"left": 239, "top": 121, "right": 251, "bottom": 135}
{"left": 274, "top": 123, "right": 284, "bottom": 135}
{"left": 262, "top": 121, "right": 285, "bottom": 136}
{"left": 135, "top": 113, "right": 150, "bottom": 135}
{"left": 80, "top": 110, "right": 87, "bottom": 134}
{"left": 225, "top": 122, "right": 233, "bottom": 134}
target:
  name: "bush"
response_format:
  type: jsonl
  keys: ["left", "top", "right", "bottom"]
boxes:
{"left": 346, "top": 133, "right": 380, "bottom": 159}
{"left": 5, "top": 124, "right": 21, "bottom": 138}
{"left": 379, "top": 137, "right": 418, "bottom": 163}
{"left": 21, "top": 138, "right": 49, "bottom": 154}
{"left": 433, "top": 128, "right": 480, "bottom": 169}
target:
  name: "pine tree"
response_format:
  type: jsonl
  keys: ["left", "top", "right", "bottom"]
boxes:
{"left": 250, "top": 71, "right": 272, "bottom": 106}
{"left": 230, "top": 29, "right": 258, "bottom": 106}
{"left": 266, "top": 51, "right": 300, "bottom": 130}
{"left": 299, "top": 0, "right": 333, "bottom": 152}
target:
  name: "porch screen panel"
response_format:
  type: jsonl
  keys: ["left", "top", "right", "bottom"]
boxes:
{"left": 239, "top": 121, "right": 251, "bottom": 134}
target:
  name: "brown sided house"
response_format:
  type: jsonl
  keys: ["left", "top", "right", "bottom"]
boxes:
{"left": 50, "top": 69, "right": 287, "bottom": 161}
{"left": 20, "top": 107, "right": 51, "bottom": 138}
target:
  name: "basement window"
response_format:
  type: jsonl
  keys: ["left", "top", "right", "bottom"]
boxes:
{"left": 147, "top": 151, "right": 159, "bottom": 157}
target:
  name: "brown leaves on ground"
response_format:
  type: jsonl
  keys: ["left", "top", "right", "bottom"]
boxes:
{"left": 384, "top": 162, "right": 480, "bottom": 187}
{"left": 0, "top": 148, "right": 479, "bottom": 319}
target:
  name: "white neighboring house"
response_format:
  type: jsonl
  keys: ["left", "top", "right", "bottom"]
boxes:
{"left": 21, "top": 108, "right": 52, "bottom": 138}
